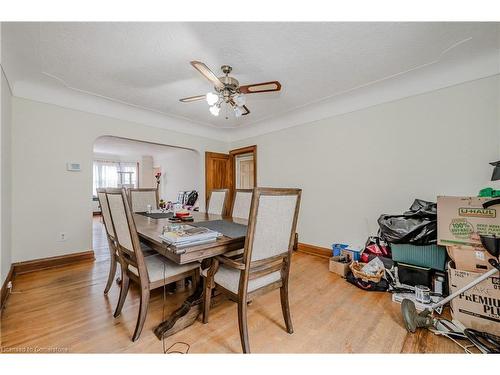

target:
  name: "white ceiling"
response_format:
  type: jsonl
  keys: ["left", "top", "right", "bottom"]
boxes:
{"left": 93, "top": 136, "right": 194, "bottom": 159}
{"left": 2, "top": 22, "right": 499, "bottom": 141}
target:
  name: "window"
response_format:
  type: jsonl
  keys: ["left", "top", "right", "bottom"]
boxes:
{"left": 93, "top": 160, "right": 138, "bottom": 196}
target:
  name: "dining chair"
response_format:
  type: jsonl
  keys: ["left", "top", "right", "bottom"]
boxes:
{"left": 231, "top": 189, "right": 253, "bottom": 219}
{"left": 202, "top": 187, "right": 302, "bottom": 353}
{"left": 96, "top": 188, "right": 120, "bottom": 295}
{"left": 105, "top": 188, "right": 200, "bottom": 341}
{"left": 128, "top": 188, "right": 159, "bottom": 213}
{"left": 221, "top": 189, "right": 254, "bottom": 258}
{"left": 207, "top": 188, "right": 229, "bottom": 216}
{"left": 97, "top": 188, "right": 157, "bottom": 294}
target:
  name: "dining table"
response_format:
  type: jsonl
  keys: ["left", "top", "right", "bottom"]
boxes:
{"left": 133, "top": 211, "right": 248, "bottom": 340}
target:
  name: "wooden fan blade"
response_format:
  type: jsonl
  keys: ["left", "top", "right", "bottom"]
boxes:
{"left": 239, "top": 81, "right": 281, "bottom": 94}
{"left": 179, "top": 94, "right": 206, "bottom": 103}
{"left": 190, "top": 61, "right": 225, "bottom": 90}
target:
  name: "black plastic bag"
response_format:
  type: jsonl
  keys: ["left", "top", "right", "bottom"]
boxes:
{"left": 377, "top": 199, "right": 437, "bottom": 245}
{"left": 407, "top": 198, "right": 437, "bottom": 217}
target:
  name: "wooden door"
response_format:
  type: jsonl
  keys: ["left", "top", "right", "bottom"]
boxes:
{"left": 205, "top": 152, "right": 234, "bottom": 215}
{"left": 237, "top": 158, "right": 255, "bottom": 189}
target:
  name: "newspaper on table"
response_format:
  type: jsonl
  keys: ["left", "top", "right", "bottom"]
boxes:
{"left": 159, "top": 224, "right": 219, "bottom": 246}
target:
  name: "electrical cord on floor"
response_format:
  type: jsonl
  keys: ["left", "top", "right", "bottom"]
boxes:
{"left": 164, "top": 341, "right": 191, "bottom": 354}
{"left": 161, "top": 257, "right": 190, "bottom": 354}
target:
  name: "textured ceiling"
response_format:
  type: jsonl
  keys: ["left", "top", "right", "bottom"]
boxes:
{"left": 2, "top": 22, "right": 499, "bottom": 135}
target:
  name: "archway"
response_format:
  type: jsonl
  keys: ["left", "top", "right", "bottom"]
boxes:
{"left": 91, "top": 136, "right": 201, "bottom": 258}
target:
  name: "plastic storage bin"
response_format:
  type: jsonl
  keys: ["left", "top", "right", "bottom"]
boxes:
{"left": 391, "top": 243, "right": 447, "bottom": 271}
{"left": 331, "top": 243, "right": 349, "bottom": 256}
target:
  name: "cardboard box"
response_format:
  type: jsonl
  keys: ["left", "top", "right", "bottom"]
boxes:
{"left": 448, "top": 261, "right": 500, "bottom": 337}
{"left": 446, "top": 245, "right": 496, "bottom": 273}
{"left": 329, "top": 256, "right": 351, "bottom": 277}
{"left": 437, "top": 196, "right": 500, "bottom": 247}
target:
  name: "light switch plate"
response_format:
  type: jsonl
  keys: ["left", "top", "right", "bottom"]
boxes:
{"left": 67, "top": 162, "right": 81, "bottom": 172}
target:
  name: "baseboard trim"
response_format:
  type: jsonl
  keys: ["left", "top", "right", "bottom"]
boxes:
{"left": 1, "top": 266, "right": 15, "bottom": 311}
{"left": 297, "top": 243, "right": 331, "bottom": 259}
{"left": 13, "top": 250, "right": 95, "bottom": 275}
{"left": 1, "top": 251, "right": 95, "bottom": 310}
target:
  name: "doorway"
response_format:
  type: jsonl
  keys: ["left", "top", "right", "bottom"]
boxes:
{"left": 230, "top": 145, "right": 257, "bottom": 190}
{"left": 205, "top": 145, "right": 257, "bottom": 215}
{"left": 234, "top": 153, "right": 255, "bottom": 189}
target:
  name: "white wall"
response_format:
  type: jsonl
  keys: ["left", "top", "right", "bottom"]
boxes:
{"left": 154, "top": 148, "right": 200, "bottom": 203}
{"left": 231, "top": 75, "right": 500, "bottom": 248}
{"left": 1, "top": 28, "right": 13, "bottom": 285}
{"left": 11, "top": 97, "right": 226, "bottom": 262}
{"left": 140, "top": 155, "right": 154, "bottom": 188}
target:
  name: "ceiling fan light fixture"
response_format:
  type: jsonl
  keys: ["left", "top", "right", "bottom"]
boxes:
{"left": 209, "top": 105, "right": 220, "bottom": 117}
{"left": 234, "top": 93, "right": 246, "bottom": 106}
{"left": 206, "top": 92, "right": 219, "bottom": 106}
{"left": 234, "top": 106, "right": 243, "bottom": 118}
{"left": 181, "top": 62, "right": 282, "bottom": 119}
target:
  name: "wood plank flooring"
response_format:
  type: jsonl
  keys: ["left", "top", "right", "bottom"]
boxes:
{"left": 0, "top": 217, "right": 463, "bottom": 353}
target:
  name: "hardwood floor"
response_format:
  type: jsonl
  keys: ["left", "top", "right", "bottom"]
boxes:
{"left": 0, "top": 217, "right": 463, "bottom": 353}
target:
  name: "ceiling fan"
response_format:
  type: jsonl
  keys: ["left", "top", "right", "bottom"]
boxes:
{"left": 180, "top": 61, "right": 282, "bottom": 119}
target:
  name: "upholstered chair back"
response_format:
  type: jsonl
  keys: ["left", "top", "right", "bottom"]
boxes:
{"left": 128, "top": 188, "right": 158, "bottom": 213}
{"left": 245, "top": 189, "right": 301, "bottom": 263}
{"left": 106, "top": 188, "right": 139, "bottom": 255}
{"left": 207, "top": 189, "right": 228, "bottom": 215}
{"left": 97, "top": 189, "right": 115, "bottom": 239}
{"left": 231, "top": 189, "right": 253, "bottom": 219}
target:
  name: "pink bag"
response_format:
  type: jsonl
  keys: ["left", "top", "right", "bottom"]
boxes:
{"left": 360, "top": 236, "right": 391, "bottom": 263}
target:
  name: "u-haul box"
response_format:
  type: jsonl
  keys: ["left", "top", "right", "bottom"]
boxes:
{"left": 437, "top": 196, "right": 500, "bottom": 247}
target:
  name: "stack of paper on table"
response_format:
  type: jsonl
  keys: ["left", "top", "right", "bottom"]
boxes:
{"left": 159, "top": 224, "right": 219, "bottom": 250}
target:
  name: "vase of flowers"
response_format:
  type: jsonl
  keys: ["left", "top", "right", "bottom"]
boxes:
{"left": 159, "top": 199, "right": 166, "bottom": 210}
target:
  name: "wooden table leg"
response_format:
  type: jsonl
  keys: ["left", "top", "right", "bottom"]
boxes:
{"left": 154, "top": 279, "right": 205, "bottom": 340}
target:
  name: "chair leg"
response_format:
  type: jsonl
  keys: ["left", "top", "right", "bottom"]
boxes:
{"left": 104, "top": 257, "right": 118, "bottom": 295}
{"left": 238, "top": 296, "right": 250, "bottom": 353}
{"left": 132, "top": 287, "right": 150, "bottom": 342}
{"left": 203, "top": 259, "right": 219, "bottom": 324}
{"left": 202, "top": 275, "right": 212, "bottom": 324}
{"left": 105, "top": 238, "right": 118, "bottom": 294}
{"left": 113, "top": 271, "right": 130, "bottom": 318}
{"left": 280, "top": 283, "right": 294, "bottom": 334}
